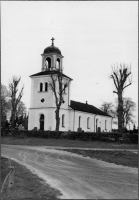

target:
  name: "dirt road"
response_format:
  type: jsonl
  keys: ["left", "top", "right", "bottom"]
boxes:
{"left": 1, "top": 145, "right": 138, "bottom": 199}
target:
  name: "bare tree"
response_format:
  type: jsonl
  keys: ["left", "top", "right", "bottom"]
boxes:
{"left": 99, "top": 102, "right": 116, "bottom": 118}
{"left": 9, "top": 76, "right": 24, "bottom": 128}
{"left": 49, "top": 69, "right": 70, "bottom": 131}
{"left": 1, "top": 84, "right": 11, "bottom": 126}
{"left": 122, "top": 98, "right": 136, "bottom": 128}
{"left": 110, "top": 63, "right": 132, "bottom": 134}
{"left": 16, "top": 101, "right": 27, "bottom": 119}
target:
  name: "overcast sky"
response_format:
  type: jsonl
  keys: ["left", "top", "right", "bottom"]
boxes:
{"left": 1, "top": 1, "right": 138, "bottom": 127}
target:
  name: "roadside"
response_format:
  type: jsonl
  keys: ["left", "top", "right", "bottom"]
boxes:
{"left": 59, "top": 149, "right": 138, "bottom": 168}
{"left": 1, "top": 137, "right": 138, "bottom": 149}
{"left": 1, "top": 157, "right": 11, "bottom": 190}
{"left": 1, "top": 157, "right": 62, "bottom": 200}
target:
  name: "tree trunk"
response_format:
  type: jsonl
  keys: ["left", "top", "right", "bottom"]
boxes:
{"left": 117, "top": 91, "right": 124, "bottom": 134}
{"left": 11, "top": 109, "right": 16, "bottom": 128}
{"left": 55, "top": 108, "right": 60, "bottom": 132}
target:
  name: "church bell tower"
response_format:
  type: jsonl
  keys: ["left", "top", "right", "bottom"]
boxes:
{"left": 41, "top": 37, "right": 64, "bottom": 72}
{"left": 28, "top": 38, "right": 72, "bottom": 131}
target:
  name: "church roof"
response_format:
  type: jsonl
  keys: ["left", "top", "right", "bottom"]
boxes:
{"left": 70, "top": 100, "right": 111, "bottom": 117}
{"left": 43, "top": 38, "right": 62, "bottom": 56}
{"left": 30, "top": 70, "right": 73, "bottom": 80}
{"left": 43, "top": 45, "right": 62, "bottom": 56}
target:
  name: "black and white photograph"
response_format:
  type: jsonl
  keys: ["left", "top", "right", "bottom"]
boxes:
{"left": 1, "top": 1, "right": 138, "bottom": 199}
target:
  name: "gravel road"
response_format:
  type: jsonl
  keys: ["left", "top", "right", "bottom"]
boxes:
{"left": 1, "top": 145, "right": 138, "bottom": 199}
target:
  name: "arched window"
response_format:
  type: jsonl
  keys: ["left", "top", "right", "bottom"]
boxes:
{"left": 45, "top": 57, "right": 51, "bottom": 69}
{"left": 45, "top": 82, "right": 48, "bottom": 91}
{"left": 96, "top": 118, "right": 98, "bottom": 132}
{"left": 45, "top": 60, "right": 48, "bottom": 68}
{"left": 105, "top": 120, "right": 107, "bottom": 130}
{"left": 87, "top": 117, "right": 90, "bottom": 129}
{"left": 62, "top": 114, "right": 65, "bottom": 127}
{"left": 40, "top": 83, "right": 43, "bottom": 92}
{"left": 79, "top": 116, "right": 81, "bottom": 128}
{"left": 56, "top": 58, "right": 60, "bottom": 69}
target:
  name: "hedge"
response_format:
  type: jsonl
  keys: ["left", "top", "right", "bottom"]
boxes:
{"left": 1, "top": 129, "right": 138, "bottom": 143}
{"left": 122, "top": 133, "right": 138, "bottom": 144}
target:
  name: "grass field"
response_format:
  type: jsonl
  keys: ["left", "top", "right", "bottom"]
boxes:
{"left": 1, "top": 136, "right": 138, "bottom": 149}
{"left": 60, "top": 149, "right": 138, "bottom": 168}
{"left": 1, "top": 157, "right": 62, "bottom": 200}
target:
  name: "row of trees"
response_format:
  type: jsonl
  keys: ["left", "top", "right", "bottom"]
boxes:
{"left": 1, "top": 76, "right": 27, "bottom": 129}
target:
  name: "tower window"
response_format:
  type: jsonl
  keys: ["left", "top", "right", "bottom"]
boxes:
{"left": 56, "top": 58, "right": 60, "bottom": 69}
{"left": 87, "top": 117, "right": 90, "bottom": 129}
{"left": 40, "top": 83, "right": 43, "bottom": 92}
{"left": 62, "top": 114, "right": 65, "bottom": 127}
{"left": 45, "top": 57, "right": 51, "bottom": 69}
{"left": 63, "top": 83, "right": 67, "bottom": 93}
{"left": 45, "top": 60, "right": 48, "bottom": 68}
{"left": 45, "top": 82, "right": 48, "bottom": 91}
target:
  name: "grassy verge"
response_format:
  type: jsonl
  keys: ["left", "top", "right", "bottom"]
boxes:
{"left": 1, "top": 137, "right": 138, "bottom": 149}
{"left": 1, "top": 157, "right": 62, "bottom": 200}
{"left": 1, "top": 157, "right": 11, "bottom": 187}
{"left": 61, "top": 149, "right": 138, "bottom": 168}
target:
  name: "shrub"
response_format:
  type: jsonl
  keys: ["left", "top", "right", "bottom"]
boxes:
{"left": 122, "top": 133, "right": 138, "bottom": 144}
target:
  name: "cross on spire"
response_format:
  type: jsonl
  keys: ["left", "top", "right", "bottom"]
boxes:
{"left": 51, "top": 37, "right": 55, "bottom": 46}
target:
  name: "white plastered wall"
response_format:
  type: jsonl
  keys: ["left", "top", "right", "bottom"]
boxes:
{"left": 28, "top": 108, "right": 55, "bottom": 130}
{"left": 28, "top": 107, "right": 112, "bottom": 132}
{"left": 28, "top": 74, "right": 72, "bottom": 130}
{"left": 69, "top": 110, "right": 112, "bottom": 132}
{"left": 30, "top": 76, "right": 71, "bottom": 109}
{"left": 30, "top": 76, "right": 55, "bottom": 108}
{"left": 28, "top": 107, "right": 72, "bottom": 131}
{"left": 72, "top": 111, "right": 95, "bottom": 132}
{"left": 99, "top": 116, "right": 112, "bottom": 132}
{"left": 58, "top": 108, "right": 72, "bottom": 131}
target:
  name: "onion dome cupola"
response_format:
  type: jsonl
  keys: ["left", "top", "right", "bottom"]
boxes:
{"left": 41, "top": 38, "right": 64, "bottom": 72}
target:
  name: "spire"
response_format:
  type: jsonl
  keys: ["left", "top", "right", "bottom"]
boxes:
{"left": 51, "top": 37, "right": 55, "bottom": 46}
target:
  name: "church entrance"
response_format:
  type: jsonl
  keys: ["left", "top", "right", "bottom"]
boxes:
{"left": 40, "top": 114, "right": 44, "bottom": 130}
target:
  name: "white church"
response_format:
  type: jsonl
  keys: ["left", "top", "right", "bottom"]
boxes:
{"left": 28, "top": 38, "right": 112, "bottom": 132}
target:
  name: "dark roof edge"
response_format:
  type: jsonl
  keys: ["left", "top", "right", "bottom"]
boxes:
{"left": 70, "top": 100, "right": 112, "bottom": 117}
{"left": 69, "top": 106, "right": 112, "bottom": 117}
{"left": 30, "top": 70, "right": 73, "bottom": 80}
{"left": 41, "top": 53, "right": 64, "bottom": 58}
